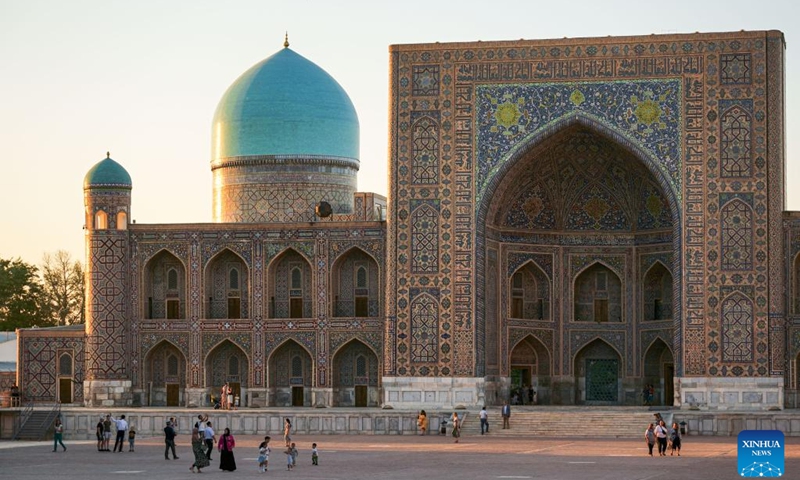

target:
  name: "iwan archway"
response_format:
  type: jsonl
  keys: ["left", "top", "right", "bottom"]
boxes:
{"left": 479, "top": 116, "right": 681, "bottom": 405}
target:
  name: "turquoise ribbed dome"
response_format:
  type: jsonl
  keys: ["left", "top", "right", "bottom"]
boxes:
{"left": 212, "top": 46, "right": 359, "bottom": 161}
{"left": 84, "top": 155, "right": 132, "bottom": 189}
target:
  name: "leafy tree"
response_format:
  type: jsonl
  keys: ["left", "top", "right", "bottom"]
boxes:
{"left": 0, "top": 257, "right": 49, "bottom": 330}
{"left": 41, "top": 250, "right": 85, "bottom": 325}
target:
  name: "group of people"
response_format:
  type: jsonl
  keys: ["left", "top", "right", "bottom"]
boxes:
{"left": 217, "top": 383, "right": 236, "bottom": 410}
{"left": 644, "top": 416, "right": 682, "bottom": 457}
{"left": 95, "top": 414, "right": 135, "bottom": 452}
{"left": 510, "top": 385, "right": 536, "bottom": 405}
{"left": 184, "top": 415, "right": 319, "bottom": 473}
{"left": 417, "top": 402, "right": 512, "bottom": 442}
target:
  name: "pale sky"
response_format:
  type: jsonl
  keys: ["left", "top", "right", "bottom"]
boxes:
{"left": 1, "top": 0, "right": 799, "bottom": 265}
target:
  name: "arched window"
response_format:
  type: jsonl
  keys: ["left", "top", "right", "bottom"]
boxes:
{"left": 95, "top": 210, "right": 107, "bottom": 230}
{"left": 167, "top": 268, "right": 178, "bottom": 291}
{"left": 228, "top": 355, "right": 239, "bottom": 376}
{"left": 116, "top": 211, "right": 127, "bottom": 230}
{"left": 355, "top": 354, "right": 367, "bottom": 377}
{"left": 291, "top": 355, "right": 303, "bottom": 377}
{"left": 59, "top": 352, "right": 73, "bottom": 376}
{"left": 229, "top": 268, "right": 240, "bottom": 290}
{"left": 291, "top": 267, "right": 302, "bottom": 291}
{"left": 356, "top": 266, "right": 367, "bottom": 289}
{"left": 167, "top": 354, "right": 179, "bottom": 376}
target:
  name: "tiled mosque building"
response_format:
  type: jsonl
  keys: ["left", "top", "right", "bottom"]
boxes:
{"left": 16, "top": 30, "right": 800, "bottom": 410}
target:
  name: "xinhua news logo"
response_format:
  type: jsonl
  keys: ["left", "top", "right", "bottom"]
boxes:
{"left": 738, "top": 430, "right": 784, "bottom": 477}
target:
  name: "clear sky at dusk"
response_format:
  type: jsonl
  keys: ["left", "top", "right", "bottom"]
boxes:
{"left": 1, "top": 0, "right": 799, "bottom": 265}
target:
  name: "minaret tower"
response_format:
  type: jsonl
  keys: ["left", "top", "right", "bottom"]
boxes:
{"left": 82, "top": 153, "right": 133, "bottom": 406}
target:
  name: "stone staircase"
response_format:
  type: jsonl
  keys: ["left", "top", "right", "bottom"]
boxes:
{"left": 13, "top": 406, "right": 61, "bottom": 440}
{"left": 459, "top": 407, "right": 672, "bottom": 438}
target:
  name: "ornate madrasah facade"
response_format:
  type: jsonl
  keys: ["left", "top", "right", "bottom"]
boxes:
{"left": 16, "top": 30, "right": 800, "bottom": 411}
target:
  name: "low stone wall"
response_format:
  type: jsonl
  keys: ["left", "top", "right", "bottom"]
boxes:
{"left": 55, "top": 407, "right": 462, "bottom": 440}
{"left": 677, "top": 411, "right": 800, "bottom": 436}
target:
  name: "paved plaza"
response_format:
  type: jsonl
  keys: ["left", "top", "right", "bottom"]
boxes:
{"left": 1, "top": 432, "right": 798, "bottom": 479}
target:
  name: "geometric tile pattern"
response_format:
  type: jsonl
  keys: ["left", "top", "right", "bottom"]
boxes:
{"left": 720, "top": 53, "right": 751, "bottom": 85}
{"left": 721, "top": 292, "right": 754, "bottom": 362}
{"left": 410, "top": 203, "right": 439, "bottom": 273}
{"left": 411, "top": 114, "right": 439, "bottom": 184}
{"left": 720, "top": 198, "right": 753, "bottom": 271}
{"left": 410, "top": 293, "right": 438, "bottom": 363}
{"left": 720, "top": 100, "right": 753, "bottom": 177}
{"left": 412, "top": 65, "right": 439, "bottom": 96}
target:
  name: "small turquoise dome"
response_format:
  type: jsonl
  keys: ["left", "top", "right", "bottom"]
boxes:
{"left": 84, "top": 154, "right": 132, "bottom": 189}
{"left": 212, "top": 45, "right": 359, "bottom": 161}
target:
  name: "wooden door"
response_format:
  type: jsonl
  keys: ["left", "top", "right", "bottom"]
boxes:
{"left": 166, "top": 383, "right": 180, "bottom": 406}
{"left": 167, "top": 299, "right": 180, "bottom": 319}
{"left": 59, "top": 378, "right": 72, "bottom": 403}
{"left": 227, "top": 298, "right": 241, "bottom": 319}
{"left": 663, "top": 363, "right": 675, "bottom": 406}
{"left": 355, "top": 385, "right": 368, "bottom": 407}
{"left": 291, "top": 386, "right": 304, "bottom": 406}
{"left": 290, "top": 298, "right": 303, "bottom": 318}
{"left": 355, "top": 297, "right": 369, "bottom": 317}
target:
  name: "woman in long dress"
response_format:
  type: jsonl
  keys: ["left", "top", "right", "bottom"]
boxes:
{"left": 417, "top": 410, "right": 428, "bottom": 435}
{"left": 451, "top": 412, "right": 461, "bottom": 443}
{"left": 218, "top": 428, "right": 237, "bottom": 471}
{"left": 190, "top": 424, "right": 210, "bottom": 473}
{"left": 283, "top": 418, "right": 292, "bottom": 447}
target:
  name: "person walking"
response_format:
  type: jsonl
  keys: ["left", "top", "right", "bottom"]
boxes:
{"left": 669, "top": 422, "right": 682, "bottom": 456}
{"left": 654, "top": 420, "right": 669, "bottom": 456}
{"left": 164, "top": 420, "right": 179, "bottom": 460}
{"left": 218, "top": 427, "right": 237, "bottom": 472}
{"left": 110, "top": 414, "right": 128, "bottom": 452}
{"left": 220, "top": 384, "right": 228, "bottom": 410}
{"left": 502, "top": 402, "right": 511, "bottom": 429}
{"left": 311, "top": 442, "right": 319, "bottom": 466}
{"left": 644, "top": 423, "right": 656, "bottom": 456}
{"left": 258, "top": 436, "right": 271, "bottom": 473}
{"left": 479, "top": 406, "right": 489, "bottom": 434}
{"left": 189, "top": 422, "right": 210, "bottom": 473}
{"left": 204, "top": 421, "right": 216, "bottom": 460}
{"left": 52, "top": 418, "right": 66, "bottom": 452}
{"left": 417, "top": 410, "right": 428, "bottom": 435}
{"left": 451, "top": 412, "right": 461, "bottom": 443}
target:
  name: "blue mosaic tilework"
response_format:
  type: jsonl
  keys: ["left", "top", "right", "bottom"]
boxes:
{"left": 475, "top": 79, "right": 682, "bottom": 209}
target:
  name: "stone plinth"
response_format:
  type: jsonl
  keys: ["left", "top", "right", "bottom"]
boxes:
{"left": 676, "top": 376, "right": 784, "bottom": 410}
{"left": 83, "top": 380, "right": 133, "bottom": 407}
{"left": 382, "top": 376, "right": 486, "bottom": 408}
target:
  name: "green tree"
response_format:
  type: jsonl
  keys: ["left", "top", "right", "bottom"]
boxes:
{"left": 41, "top": 250, "right": 85, "bottom": 325}
{"left": 0, "top": 257, "right": 49, "bottom": 330}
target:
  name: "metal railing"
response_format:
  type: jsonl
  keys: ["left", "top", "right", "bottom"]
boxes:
{"left": 12, "top": 401, "right": 34, "bottom": 440}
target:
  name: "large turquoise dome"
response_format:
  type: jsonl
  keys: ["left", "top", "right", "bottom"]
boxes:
{"left": 212, "top": 45, "right": 359, "bottom": 161}
{"left": 84, "top": 154, "right": 132, "bottom": 189}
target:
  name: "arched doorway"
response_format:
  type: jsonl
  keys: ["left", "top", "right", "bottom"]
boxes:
{"left": 144, "top": 341, "right": 187, "bottom": 406}
{"left": 204, "top": 249, "right": 249, "bottom": 319}
{"left": 643, "top": 262, "right": 673, "bottom": 321}
{"left": 268, "top": 340, "right": 312, "bottom": 406}
{"left": 509, "top": 335, "right": 551, "bottom": 404}
{"left": 205, "top": 340, "right": 249, "bottom": 408}
{"left": 331, "top": 248, "right": 380, "bottom": 318}
{"left": 574, "top": 339, "right": 622, "bottom": 405}
{"left": 143, "top": 250, "right": 186, "bottom": 319}
{"left": 332, "top": 339, "right": 380, "bottom": 407}
{"left": 509, "top": 262, "right": 550, "bottom": 320}
{"left": 643, "top": 338, "right": 675, "bottom": 406}
{"left": 479, "top": 119, "right": 679, "bottom": 405}
{"left": 267, "top": 249, "right": 313, "bottom": 319}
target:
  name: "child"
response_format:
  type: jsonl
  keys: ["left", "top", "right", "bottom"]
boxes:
{"left": 128, "top": 426, "right": 136, "bottom": 452}
{"left": 284, "top": 445, "right": 293, "bottom": 470}
{"left": 290, "top": 442, "right": 298, "bottom": 467}
{"left": 311, "top": 443, "right": 319, "bottom": 465}
{"left": 258, "top": 436, "right": 271, "bottom": 473}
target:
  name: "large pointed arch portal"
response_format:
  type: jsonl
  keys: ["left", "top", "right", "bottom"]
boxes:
{"left": 478, "top": 115, "right": 681, "bottom": 405}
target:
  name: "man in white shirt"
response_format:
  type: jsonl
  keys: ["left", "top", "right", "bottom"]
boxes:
{"left": 204, "top": 421, "right": 216, "bottom": 460}
{"left": 110, "top": 414, "right": 128, "bottom": 453}
{"left": 479, "top": 406, "right": 489, "bottom": 434}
